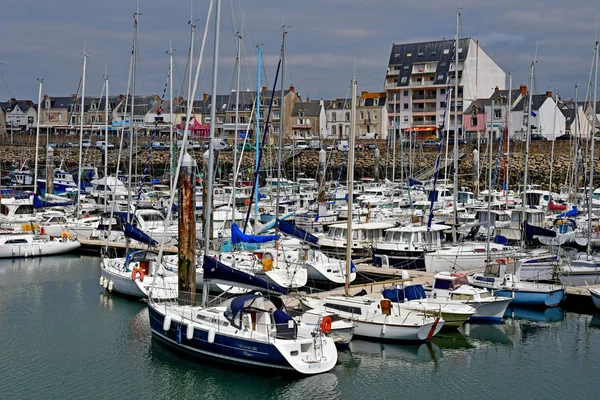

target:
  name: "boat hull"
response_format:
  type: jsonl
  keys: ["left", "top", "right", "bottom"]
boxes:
{"left": 590, "top": 288, "right": 600, "bottom": 310}
{"left": 467, "top": 299, "right": 513, "bottom": 322}
{"left": 493, "top": 288, "right": 564, "bottom": 308}
{"left": 353, "top": 318, "right": 442, "bottom": 342}
{"left": 0, "top": 239, "right": 80, "bottom": 258}
{"left": 373, "top": 249, "right": 425, "bottom": 270}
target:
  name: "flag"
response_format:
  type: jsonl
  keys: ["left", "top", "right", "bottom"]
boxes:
{"left": 530, "top": 111, "right": 537, "bottom": 117}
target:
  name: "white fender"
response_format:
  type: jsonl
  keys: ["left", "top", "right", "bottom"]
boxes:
{"left": 163, "top": 315, "right": 172, "bottom": 332}
{"left": 103, "top": 279, "right": 108, "bottom": 289}
{"left": 401, "top": 270, "right": 410, "bottom": 280}
{"left": 108, "top": 280, "right": 114, "bottom": 292}
{"left": 99, "top": 276, "right": 105, "bottom": 286}
{"left": 207, "top": 328, "right": 216, "bottom": 344}
{"left": 186, "top": 324, "right": 195, "bottom": 340}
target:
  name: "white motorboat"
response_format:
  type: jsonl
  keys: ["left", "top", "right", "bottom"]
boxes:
{"left": 557, "top": 253, "right": 600, "bottom": 286}
{"left": 299, "top": 295, "right": 444, "bottom": 342}
{"left": 294, "top": 308, "right": 355, "bottom": 346}
{"left": 590, "top": 287, "right": 600, "bottom": 309}
{"left": 430, "top": 272, "right": 513, "bottom": 322}
{"left": 424, "top": 242, "right": 517, "bottom": 273}
{"left": 0, "top": 233, "right": 80, "bottom": 258}
{"left": 318, "top": 221, "right": 393, "bottom": 259}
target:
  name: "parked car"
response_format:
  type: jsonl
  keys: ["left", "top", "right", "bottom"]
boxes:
{"left": 152, "top": 141, "right": 168, "bottom": 150}
{"left": 366, "top": 143, "right": 377, "bottom": 150}
{"left": 141, "top": 142, "right": 150, "bottom": 150}
{"left": 422, "top": 140, "right": 439, "bottom": 147}
{"left": 530, "top": 134, "right": 546, "bottom": 141}
{"left": 238, "top": 142, "right": 256, "bottom": 151}
{"left": 95, "top": 141, "right": 115, "bottom": 150}
{"left": 325, "top": 144, "right": 334, "bottom": 151}
{"left": 81, "top": 139, "right": 92, "bottom": 148}
{"left": 295, "top": 140, "right": 309, "bottom": 150}
{"left": 284, "top": 143, "right": 293, "bottom": 150}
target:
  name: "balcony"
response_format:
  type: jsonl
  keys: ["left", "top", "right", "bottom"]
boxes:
{"left": 412, "top": 66, "right": 436, "bottom": 74}
{"left": 412, "top": 107, "right": 437, "bottom": 115}
{"left": 293, "top": 122, "right": 312, "bottom": 130}
{"left": 412, "top": 120, "right": 437, "bottom": 126}
{"left": 385, "top": 81, "right": 399, "bottom": 88}
{"left": 387, "top": 69, "right": 401, "bottom": 76}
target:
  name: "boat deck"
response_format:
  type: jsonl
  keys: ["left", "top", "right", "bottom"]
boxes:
{"left": 77, "top": 238, "right": 178, "bottom": 255}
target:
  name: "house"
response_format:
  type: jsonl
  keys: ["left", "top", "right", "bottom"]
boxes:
{"left": 357, "top": 92, "right": 387, "bottom": 140}
{"left": 289, "top": 100, "right": 326, "bottom": 140}
{"left": 383, "top": 38, "right": 505, "bottom": 140}
{"left": 324, "top": 98, "right": 352, "bottom": 139}
{"left": 0, "top": 105, "right": 6, "bottom": 136}
{"left": 511, "top": 91, "right": 565, "bottom": 140}
{"left": 0, "top": 98, "right": 38, "bottom": 132}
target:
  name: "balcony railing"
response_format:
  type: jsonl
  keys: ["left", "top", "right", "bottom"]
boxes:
{"left": 412, "top": 120, "right": 437, "bottom": 126}
{"left": 387, "top": 69, "right": 401, "bottom": 76}
{"left": 412, "top": 94, "right": 437, "bottom": 100}
{"left": 412, "top": 108, "right": 437, "bottom": 113}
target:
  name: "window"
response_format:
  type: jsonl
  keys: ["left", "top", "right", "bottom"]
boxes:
{"left": 403, "top": 90, "right": 409, "bottom": 96}
{"left": 272, "top": 125, "right": 280, "bottom": 133}
{"left": 273, "top": 98, "right": 279, "bottom": 106}
{"left": 440, "top": 101, "right": 446, "bottom": 108}
{"left": 437, "top": 75, "right": 444, "bottom": 80}
{"left": 440, "top": 88, "right": 446, "bottom": 94}
{"left": 345, "top": 112, "right": 350, "bottom": 122}
{"left": 239, "top": 117, "right": 246, "bottom": 124}
{"left": 403, "top": 103, "right": 409, "bottom": 110}
{"left": 407, "top": 52, "right": 412, "bottom": 57}
{"left": 374, "top": 113, "right": 377, "bottom": 120}
{"left": 299, "top": 111, "right": 304, "bottom": 117}
{"left": 443, "top": 49, "right": 450, "bottom": 54}
{"left": 403, "top": 65, "right": 409, "bottom": 70}
{"left": 323, "top": 303, "right": 362, "bottom": 315}
{"left": 367, "top": 111, "right": 371, "bottom": 120}
{"left": 403, "top": 116, "right": 409, "bottom": 122}
{"left": 471, "top": 117, "right": 478, "bottom": 125}
{"left": 332, "top": 113, "right": 337, "bottom": 122}
{"left": 494, "top": 109, "right": 502, "bottom": 119}
{"left": 400, "top": 77, "right": 408, "bottom": 84}
{"left": 273, "top": 111, "right": 281, "bottom": 120}
{"left": 440, "top": 62, "right": 447, "bottom": 67}
{"left": 417, "top": 52, "right": 424, "bottom": 57}
{"left": 431, "top": 50, "right": 437, "bottom": 55}
{"left": 395, "top": 65, "right": 402, "bottom": 70}
{"left": 458, "top": 48, "right": 463, "bottom": 53}
{"left": 230, "top": 116, "right": 236, "bottom": 124}
{"left": 217, "top": 116, "right": 224, "bottom": 123}
{"left": 374, "top": 98, "right": 379, "bottom": 106}
{"left": 360, "top": 111, "right": 364, "bottom": 120}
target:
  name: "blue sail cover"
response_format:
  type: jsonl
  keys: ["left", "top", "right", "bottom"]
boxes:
{"left": 524, "top": 221, "right": 556, "bottom": 240}
{"left": 33, "top": 194, "right": 75, "bottom": 209}
{"left": 231, "top": 223, "right": 278, "bottom": 245}
{"left": 558, "top": 206, "right": 577, "bottom": 218}
{"left": 202, "top": 256, "right": 288, "bottom": 295}
{"left": 123, "top": 223, "right": 158, "bottom": 246}
{"left": 0, "top": 189, "right": 30, "bottom": 199}
{"left": 277, "top": 219, "right": 318, "bottom": 245}
{"left": 409, "top": 177, "right": 423, "bottom": 187}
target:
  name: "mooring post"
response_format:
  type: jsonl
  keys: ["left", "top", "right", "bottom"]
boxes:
{"left": 46, "top": 145, "right": 54, "bottom": 195}
{"left": 178, "top": 152, "right": 197, "bottom": 306}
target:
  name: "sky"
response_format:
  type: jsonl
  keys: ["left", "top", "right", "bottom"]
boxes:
{"left": 1, "top": 0, "right": 599, "bottom": 103}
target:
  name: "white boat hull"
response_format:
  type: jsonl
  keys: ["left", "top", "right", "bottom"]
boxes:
{"left": 354, "top": 317, "right": 442, "bottom": 341}
{"left": 0, "top": 238, "right": 80, "bottom": 258}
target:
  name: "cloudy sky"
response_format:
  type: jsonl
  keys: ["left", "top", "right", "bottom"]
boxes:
{"left": 1, "top": 0, "right": 599, "bottom": 103}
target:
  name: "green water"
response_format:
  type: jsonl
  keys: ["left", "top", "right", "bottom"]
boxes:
{"left": 0, "top": 255, "right": 598, "bottom": 399}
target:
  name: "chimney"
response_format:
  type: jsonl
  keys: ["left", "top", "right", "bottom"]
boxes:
{"left": 119, "top": 94, "right": 124, "bottom": 100}
{"left": 306, "top": 96, "right": 310, "bottom": 102}
{"left": 520, "top": 85, "right": 527, "bottom": 97}
{"left": 546, "top": 91, "right": 553, "bottom": 98}
{"left": 289, "top": 85, "right": 294, "bottom": 92}
{"left": 178, "top": 96, "right": 184, "bottom": 104}
{"left": 26, "top": 100, "right": 31, "bottom": 106}
{"left": 72, "top": 94, "right": 77, "bottom": 101}
{"left": 494, "top": 86, "right": 499, "bottom": 92}
{"left": 203, "top": 93, "right": 209, "bottom": 103}
{"left": 261, "top": 86, "right": 267, "bottom": 93}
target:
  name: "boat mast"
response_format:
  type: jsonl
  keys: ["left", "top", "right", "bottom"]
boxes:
{"left": 521, "top": 51, "right": 536, "bottom": 249}
{"left": 452, "top": 8, "right": 461, "bottom": 243}
{"left": 505, "top": 72, "right": 512, "bottom": 209}
{"left": 345, "top": 77, "right": 357, "bottom": 296}
{"left": 487, "top": 100, "right": 494, "bottom": 260}
{"left": 255, "top": 46, "right": 261, "bottom": 232}
{"left": 276, "top": 27, "right": 287, "bottom": 225}
{"left": 76, "top": 47, "right": 87, "bottom": 218}
{"left": 126, "top": 4, "right": 139, "bottom": 253}
{"left": 33, "top": 78, "right": 42, "bottom": 203}
{"left": 204, "top": 0, "right": 221, "bottom": 262}
{"left": 572, "top": 84, "right": 579, "bottom": 198}
{"left": 232, "top": 32, "right": 241, "bottom": 226}
{"left": 104, "top": 70, "right": 109, "bottom": 186}
{"left": 587, "top": 41, "right": 598, "bottom": 258}
{"left": 187, "top": 3, "right": 198, "bottom": 115}
{"left": 169, "top": 42, "right": 174, "bottom": 189}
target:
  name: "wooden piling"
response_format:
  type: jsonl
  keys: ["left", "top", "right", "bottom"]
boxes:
{"left": 178, "top": 152, "right": 197, "bottom": 306}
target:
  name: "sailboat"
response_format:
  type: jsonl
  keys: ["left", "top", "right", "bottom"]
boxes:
{"left": 300, "top": 77, "right": 443, "bottom": 342}
{"left": 147, "top": 1, "right": 338, "bottom": 375}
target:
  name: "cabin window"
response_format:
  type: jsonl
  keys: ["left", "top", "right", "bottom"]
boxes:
{"left": 323, "top": 303, "right": 362, "bottom": 315}
{"left": 4, "top": 239, "right": 28, "bottom": 244}
{"left": 433, "top": 279, "right": 454, "bottom": 290}
{"left": 15, "top": 205, "right": 34, "bottom": 215}
{"left": 451, "top": 293, "right": 473, "bottom": 301}
{"left": 403, "top": 232, "right": 412, "bottom": 243}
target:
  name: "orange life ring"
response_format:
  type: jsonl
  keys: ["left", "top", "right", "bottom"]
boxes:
{"left": 245, "top": 199, "right": 251, "bottom": 206}
{"left": 131, "top": 268, "right": 145, "bottom": 281}
{"left": 320, "top": 316, "right": 332, "bottom": 333}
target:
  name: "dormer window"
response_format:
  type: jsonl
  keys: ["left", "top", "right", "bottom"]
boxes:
{"left": 299, "top": 111, "right": 304, "bottom": 117}
{"left": 45, "top": 99, "right": 51, "bottom": 109}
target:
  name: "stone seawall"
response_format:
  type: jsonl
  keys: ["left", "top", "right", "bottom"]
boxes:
{"left": 1, "top": 135, "right": 596, "bottom": 190}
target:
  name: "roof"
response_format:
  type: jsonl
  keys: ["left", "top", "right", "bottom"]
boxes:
{"left": 0, "top": 99, "right": 37, "bottom": 113}
{"left": 387, "top": 38, "right": 472, "bottom": 88}
{"left": 489, "top": 89, "right": 521, "bottom": 105}
{"left": 328, "top": 222, "right": 395, "bottom": 229}
{"left": 512, "top": 94, "right": 551, "bottom": 112}
{"left": 291, "top": 101, "right": 322, "bottom": 117}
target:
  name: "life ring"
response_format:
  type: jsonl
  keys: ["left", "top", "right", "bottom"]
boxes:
{"left": 131, "top": 268, "right": 145, "bottom": 281}
{"left": 320, "top": 316, "right": 332, "bottom": 333}
{"left": 61, "top": 231, "right": 70, "bottom": 240}
{"left": 495, "top": 258, "right": 514, "bottom": 264}
{"left": 245, "top": 199, "right": 251, "bottom": 206}
{"left": 594, "top": 226, "right": 600, "bottom": 233}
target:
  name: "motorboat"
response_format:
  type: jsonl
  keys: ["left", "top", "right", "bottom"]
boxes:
{"left": 0, "top": 233, "right": 80, "bottom": 258}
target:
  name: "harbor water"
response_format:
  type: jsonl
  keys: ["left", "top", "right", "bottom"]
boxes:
{"left": 1, "top": 255, "right": 598, "bottom": 399}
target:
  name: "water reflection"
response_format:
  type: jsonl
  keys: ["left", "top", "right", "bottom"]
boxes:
{"left": 343, "top": 340, "right": 442, "bottom": 365}
{"left": 504, "top": 305, "right": 565, "bottom": 322}
{"left": 589, "top": 313, "right": 600, "bottom": 328}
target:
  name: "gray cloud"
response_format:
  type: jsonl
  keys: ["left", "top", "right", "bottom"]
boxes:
{"left": 1, "top": 0, "right": 599, "bottom": 102}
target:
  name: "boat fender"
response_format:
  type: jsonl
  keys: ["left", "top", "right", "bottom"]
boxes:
{"left": 99, "top": 276, "right": 104, "bottom": 286}
{"left": 320, "top": 316, "right": 332, "bottom": 333}
{"left": 61, "top": 231, "right": 70, "bottom": 241}
{"left": 163, "top": 315, "right": 172, "bottom": 332}
{"left": 108, "top": 280, "right": 114, "bottom": 292}
{"left": 40, "top": 227, "right": 45, "bottom": 235}
{"left": 401, "top": 270, "right": 410, "bottom": 280}
{"left": 207, "top": 328, "right": 216, "bottom": 344}
{"left": 186, "top": 324, "right": 195, "bottom": 340}
{"left": 103, "top": 278, "right": 109, "bottom": 289}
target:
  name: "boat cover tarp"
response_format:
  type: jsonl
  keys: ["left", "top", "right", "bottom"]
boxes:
{"left": 409, "top": 178, "right": 423, "bottom": 187}
{"left": 33, "top": 194, "right": 75, "bottom": 209}
{"left": 277, "top": 219, "right": 318, "bottom": 245}
{"left": 493, "top": 235, "right": 509, "bottom": 245}
{"left": 123, "top": 223, "right": 158, "bottom": 246}
{"left": 202, "top": 255, "right": 288, "bottom": 295}
{"left": 548, "top": 200, "right": 567, "bottom": 211}
{"left": 525, "top": 221, "right": 557, "bottom": 240}
{"left": 558, "top": 206, "right": 577, "bottom": 218}
{"left": 382, "top": 284, "right": 426, "bottom": 303}
{"left": 0, "top": 189, "right": 30, "bottom": 200}
{"left": 231, "top": 222, "right": 278, "bottom": 245}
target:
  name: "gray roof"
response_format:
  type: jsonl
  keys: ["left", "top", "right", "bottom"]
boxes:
{"left": 291, "top": 101, "right": 322, "bottom": 117}
{"left": 512, "top": 94, "right": 550, "bottom": 112}
{"left": 0, "top": 99, "right": 36, "bottom": 113}
{"left": 362, "top": 96, "right": 386, "bottom": 107}
{"left": 464, "top": 98, "right": 492, "bottom": 114}
{"left": 387, "top": 38, "right": 471, "bottom": 88}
